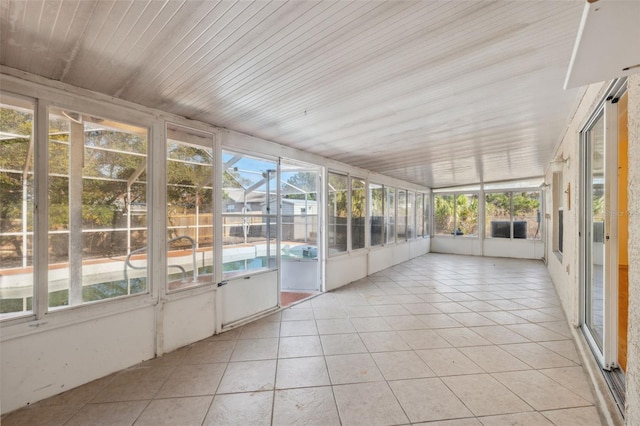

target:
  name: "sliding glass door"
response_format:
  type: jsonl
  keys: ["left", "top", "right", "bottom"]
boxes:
{"left": 583, "top": 109, "right": 606, "bottom": 355}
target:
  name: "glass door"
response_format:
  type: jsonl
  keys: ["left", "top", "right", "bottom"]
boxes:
{"left": 582, "top": 84, "right": 628, "bottom": 411}
{"left": 279, "top": 160, "right": 322, "bottom": 306}
{"left": 220, "top": 151, "right": 279, "bottom": 326}
{"left": 584, "top": 109, "right": 606, "bottom": 356}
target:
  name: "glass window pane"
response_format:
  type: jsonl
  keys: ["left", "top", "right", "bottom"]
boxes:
{"left": 407, "top": 191, "right": 416, "bottom": 239}
{"left": 456, "top": 193, "right": 478, "bottom": 237}
{"left": 166, "top": 124, "right": 214, "bottom": 292}
{"left": 586, "top": 110, "right": 605, "bottom": 349}
{"left": 485, "top": 192, "right": 511, "bottom": 238}
{"left": 222, "top": 151, "right": 277, "bottom": 276}
{"left": 328, "top": 172, "right": 348, "bottom": 253}
{"left": 385, "top": 187, "right": 396, "bottom": 244}
{"left": 416, "top": 193, "right": 424, "bottom": 237}
{"left": 513, "top": 191, "right": 542, "bottom": 240}
{"left": 222, "top": 215, "right": 276, "bottom": 276}
{"left": 0, "top": 95, "right": 35, "bottom": 318}
{"left": 222, "top": 151, "right": 277, "bottom": 213}
{"left": 48, "top": 108, "right": 148, "bottom": 308}
{"left": 424, "top": 193, "right": 431, "bottom": 236}
{"left": 369, "top": 183, "right": 384, "bottom": 246}
{"left": 351, "top": 177, "right": 366, "bottom": 250}
{"left": 397, "top": 189, "right": 407, "bottom": 241}
{"left": 434, "top": 194, "right": 454, "bottom": 236}
{"left": 281, "top": 168, "right": 319, "bottom": 258}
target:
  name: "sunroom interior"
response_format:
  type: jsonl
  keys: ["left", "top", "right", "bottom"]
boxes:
{"left": 1, "top": 0, "right": 639, "bottom": 424}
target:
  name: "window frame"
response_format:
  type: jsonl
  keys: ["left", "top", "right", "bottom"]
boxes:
{"left": 433, "top": 191, "right": 479, "bottom": 238}
{"left": 45, "top": 105, "right": 153, "bottom": 311}
{"left": 369, "top": 182, "right": 385, "bottom": 247}
{"left": 385, "top": 186, "right": 396, "bottom": 245}
{"left": 0, "top": 84, "right": 159, "bottom": 327}
{"left": 553, "top": 171, "right": 564, "bottom": 256}
{"left": 221, "top": 149, "right": 279, "bottom": 278}
{"left": 327, "top": 171, "right": 349, "bottom": 255}
{"left": 396, "top": 189, "right": 408, "bottom": 242}
{"left": 0, "top": 93, "right": 37, "bottom": 320}
{"left": 350, "top": 176, "right": 366, "bottom": 251}
{"left": 415, "top": 192, "right": 424, "bottom": 238}
{"left": 166, "top": 123, "right": 216, "bottom": 293}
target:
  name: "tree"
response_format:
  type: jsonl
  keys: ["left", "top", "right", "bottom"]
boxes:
{"left": 434, "top": 194, "right": 454, "bottom": 234}
{"left": 0, "top": 106, "right": 34, "bottom": 265}
{"left": 283, "top": 171, "right": 317, "bottom": 201}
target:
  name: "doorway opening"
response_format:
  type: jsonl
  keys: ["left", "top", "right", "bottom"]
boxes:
{"left": 279, "top": 160, "right": 322, "bottom": 307}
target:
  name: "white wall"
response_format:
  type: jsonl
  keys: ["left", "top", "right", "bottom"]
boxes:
{"left": 0, "top": 306, "right": 156, "bottom": 412}
{"left": 624, "top": 73, "right": 640, "bottom": 425}
{"left": 326, "top": 252, "right": 369, "bottom": 292}
{"left": 327, "top": 239, "right": 431, "bottom": 291}
{"left": 545, "top": 82, "right": 606, "bottom": 326}
{"left": 431, "top": 237, "right": 482, "bottom": 256}
{"left": 163, "top": 290, "right": 217, "bottom": 353}
{"left": 483, "top": 238, "right": 545, "bottom": 260}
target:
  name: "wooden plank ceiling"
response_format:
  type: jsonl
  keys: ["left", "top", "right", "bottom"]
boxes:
{"left": 0, "top": 0, "right": 584, "bottom": 188}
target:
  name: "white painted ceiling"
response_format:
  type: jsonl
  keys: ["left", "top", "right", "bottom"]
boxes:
{"left": 1, "top": 0, "right": 587, "bottom": 188}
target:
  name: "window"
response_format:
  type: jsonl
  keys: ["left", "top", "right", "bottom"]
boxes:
{"left": 48, "top": 107, "right": 149, "bottom": 308}
{"left": 407, "top": 191, "right": 416, "bottom": 239}
{"left": 221, "top": 151, "right": 277, "bottom": 276}
{"left": 327, "top": 172, "right": 348, "bottom": 253}
{"left": 351, "top": 177, "right": 366, "bottom": 250}
{"left": 553, "top": 172, "right": 564, "bottom": 253}
{"left": 280, "top": 165, "right": 319, "bottom": 258}
{"left": 385, "top": 187, "right": 396, "bottom": 244}
{"left": 485, "top": 192, "right": 511, "bottom": 238}
{"left": 424, "top": 193, "right": 431, "bottom": 237}
{"left": 513, "top": 191, "right": 542, "bottom": 240}
{"left": 0, "top": 95, "right": 35, "bottom": 317}
{"left": 369, "top": 182, "right": 384, "bottom": 246}
{"left": 166, "top": 124, "right": 214, "bottom": 291}
{"left": 434, "top": 193, "right": 478, "bottom": 237}
{"left": 396, "top": 189, "right": 407, "bottom": 241}
{"left": 416, "top": 193, "right": 424, "bottom": 237}
{"left": 484, "top": 184, "right": 542, "bottom": 240}
{"left": 455, "top": 194, "right": 478, "bottom": 237}
{"left": 434, "top": 194, "right": 454, "bottom": 235}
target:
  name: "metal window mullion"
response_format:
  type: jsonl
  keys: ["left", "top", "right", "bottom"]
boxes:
{"left": 453, "top": 194, "right": 458, "bottom": 237}
{"left": 347, "top": 176, "right": 352, "bottom": 252}
{"left": 153, "top": 121, "right": 167, "bottom": 301}
{"left": 478, "top": 188, "right": 485, "bottom": 242}
{"left": 34, "top": 101, "right": 49, "bottom": 319}
{"left": 317, "top": 170, "right": 324, "bottom": 291}
{"left": 68, "top": 121, "right": 84, "bottom": 305}
{"left": 276, "top": 159, "right": 281, "bottom": 303}
{"left": 213, "top": 131, "right": 223, "bottom": 333}
{"left": 151, "top": 120, "right": 166, "bottom": 355}
{"left": 509, "top": 192, "right": 514, "bottom": 240}
{"left": 364, "top": 180, "right": 370, "bottom": 248}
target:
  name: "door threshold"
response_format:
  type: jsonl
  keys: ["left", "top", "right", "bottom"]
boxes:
{"left": 603, "top": 367, "right": 625, "bottom": 418}
{"left": 280, "top": 291, "right": 319, "bottom": 308}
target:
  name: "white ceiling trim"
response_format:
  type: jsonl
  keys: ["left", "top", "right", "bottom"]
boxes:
{"left": 565, "top": 0, "right": 640, "bottom": 89}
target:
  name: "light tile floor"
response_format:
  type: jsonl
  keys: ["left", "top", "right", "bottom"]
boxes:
{"left": 2, "top": 254, "right": 606, "bottom": 425}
